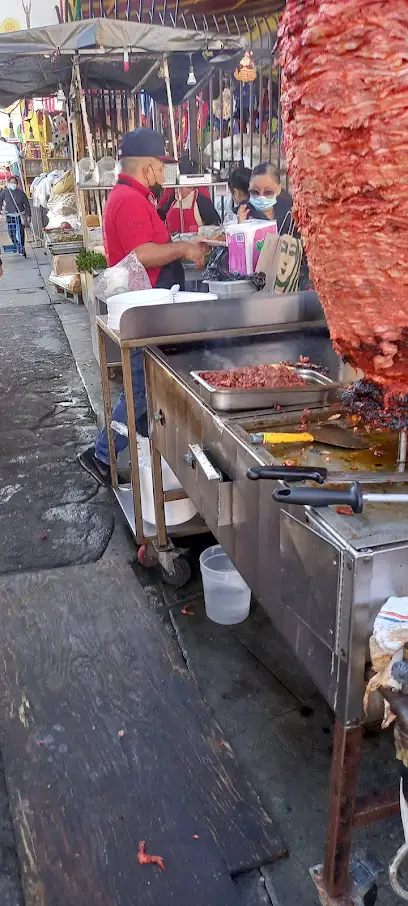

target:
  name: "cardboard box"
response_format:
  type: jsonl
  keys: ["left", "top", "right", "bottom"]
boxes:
{"left": 52, "top": 254, "right": 78, "bottom": 276}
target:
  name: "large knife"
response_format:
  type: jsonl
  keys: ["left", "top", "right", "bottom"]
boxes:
{"left": 247, "top": 465, "right": 408, "bottom": 485}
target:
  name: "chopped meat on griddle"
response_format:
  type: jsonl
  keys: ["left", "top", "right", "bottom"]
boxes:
{"left": 278, "top": 0, "right": 408, "bottom": 426}
{"left": 199, "top": 364, "right": 307, "bottom": 389}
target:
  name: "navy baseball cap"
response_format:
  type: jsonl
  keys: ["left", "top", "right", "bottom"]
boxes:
{"left": 118, "top": 127, "right": 176, "bottom": 162}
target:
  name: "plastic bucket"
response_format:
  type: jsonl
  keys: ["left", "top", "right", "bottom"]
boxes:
{"left": 199, "top": 545, "right": 251, "bottom": 625}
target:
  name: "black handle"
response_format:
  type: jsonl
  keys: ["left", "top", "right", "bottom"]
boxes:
{"left": 247, "top": 465, "right": 327, "bottom": 485}
{"left": 272, "top": 481, "right": 364, "bottom": 513}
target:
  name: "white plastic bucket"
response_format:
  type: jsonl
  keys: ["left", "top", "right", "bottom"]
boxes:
{"left": 199, "top": 545, "right": 251, "bottom": 625}
{"left": 106, "top": 288, "right": 173, "bottom": 330}
{"left": 137, "top": 436, "right": 197, "bottom": 527}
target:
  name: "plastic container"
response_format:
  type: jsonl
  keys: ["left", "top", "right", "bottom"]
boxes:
{"left": 106, "top": 288, "right": 173, "bottom": 330}
{"left": 226, "top": 220, "right": 278, "bottom": 274}
{"left": 199, "top": 545, "right": 251, "bottom": 625}
{"left": 77, "top": 158, "right": 99, "bottom": 187}
{"left": 137, "top": 436, "right": 197, "bottom": 527}
{"left": 97, "top": 156, "right": 117, "bottom": 187}
{"left": 206, "top": 279, "right": 254, "bottom": 297}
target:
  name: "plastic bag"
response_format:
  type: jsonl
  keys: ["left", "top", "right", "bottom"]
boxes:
{"left": 46, "top": 212, "right": 78, "bottom": 231}
{"left": 50, "top": 171, "right": 74, "bottom": 196}
{"left": 94, "top": 251, "right": 151, "bottom": 302}
{"left": 47, "top": 192, "right": 77, "bottom": 216}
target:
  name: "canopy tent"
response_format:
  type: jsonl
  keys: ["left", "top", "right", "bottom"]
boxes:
{"left": 0, "top": 141, "right": 19, "bottom": 166}
{"left": 0, "top": 19, "right": 246, "bottom": 108}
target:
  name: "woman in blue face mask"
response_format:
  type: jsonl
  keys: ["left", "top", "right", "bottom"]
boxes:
{"left": 238, "top": 162, "right": 296, "bottom": 236}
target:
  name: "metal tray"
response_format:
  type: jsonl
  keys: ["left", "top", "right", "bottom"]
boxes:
{"left": 49, "top": 242, "right": 84, "bottom": 255}
{"left": 190, "top": 368, "right": 339, "bottom": 412}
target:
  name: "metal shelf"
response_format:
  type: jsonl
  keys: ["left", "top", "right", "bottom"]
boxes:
{"left": 113, "top": 484, "right": 207, "bottom": 539}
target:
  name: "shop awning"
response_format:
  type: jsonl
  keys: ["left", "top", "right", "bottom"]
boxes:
{"left": 0, "top": 19, "right": 246, "bottom": 107}
{"left": 0, "top": 141, "right": 19, "bottom": 165}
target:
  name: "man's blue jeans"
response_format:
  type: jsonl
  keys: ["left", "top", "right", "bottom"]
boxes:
{"left": 95, "top": 349, "right": 147, "bottom": 465}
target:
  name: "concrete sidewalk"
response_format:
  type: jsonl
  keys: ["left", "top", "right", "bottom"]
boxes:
{"left": 0, "top": 243, "right": 403, "bottom": 906}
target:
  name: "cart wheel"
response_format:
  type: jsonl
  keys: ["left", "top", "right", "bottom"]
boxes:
{"left": 363, "top": 883, "right": 378, "bottom": 906}
{"left": 137, "top": 544, "right": 158, "bottom": 569}
{"left": 159, "top": 556, "right": 191, "bottom": 588}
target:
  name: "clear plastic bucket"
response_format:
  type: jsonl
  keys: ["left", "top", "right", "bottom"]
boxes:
{"left": 199, "top": 545, "right": 251, "bottom": 625}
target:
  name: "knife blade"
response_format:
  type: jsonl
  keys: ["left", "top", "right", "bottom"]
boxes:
{"left": 249, "top": 425, "right": 369, "bottom": 450}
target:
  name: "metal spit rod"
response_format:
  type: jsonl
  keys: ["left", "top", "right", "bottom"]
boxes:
{"left": 398, "top": 429, "right": 408, "bottom": 472}
{"left": 272, "top": 481, "right": 408, "bottom": 513}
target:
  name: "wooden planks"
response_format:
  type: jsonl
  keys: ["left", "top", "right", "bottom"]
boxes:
{"left": 0, "top": 556, "right": 285, "bottom": 906}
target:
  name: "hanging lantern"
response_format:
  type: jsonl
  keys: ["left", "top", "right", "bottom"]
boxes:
{"left": 28, "top": 121, "right": 35, "bottom": 140}
{"left": 8, "top": 118, "right": 15, "bottom": 140}
{"left": 234, "top": 50, "right": 257, "bottom": 83}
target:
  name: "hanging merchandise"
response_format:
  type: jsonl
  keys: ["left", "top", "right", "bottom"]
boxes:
{"left": 197, "top": 97, "right": 209, "bottom": 135}
{"left": 181, "top": 103, "right": 188, "bottom": 150}
{"left": 234, "top": 51, "right": 257, "bottom": 83}
{"left": 212, "top": 87, "right": 234, "bottom": 124}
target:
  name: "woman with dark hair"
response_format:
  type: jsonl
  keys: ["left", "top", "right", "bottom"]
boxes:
{"left": 239, "top": 162, "right": 295, "bottom": 235}
{"left": 238, "top": 162, "right": 312, "bottom": 290}
{"left": 158, "top": 156, "right": 220, "bottom": 234}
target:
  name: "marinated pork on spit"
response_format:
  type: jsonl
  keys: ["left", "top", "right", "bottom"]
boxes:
{"left": 278, "top": 0, "right": 408, "bottom": 429}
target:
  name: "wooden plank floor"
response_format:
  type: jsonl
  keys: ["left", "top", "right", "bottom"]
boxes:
{"left": 0, "top": 555, "right": 285, "bottom": 906}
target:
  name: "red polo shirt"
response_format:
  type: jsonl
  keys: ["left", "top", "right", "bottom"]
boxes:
{"left": 103, "top": 175, "right": 170, "bottom": 287}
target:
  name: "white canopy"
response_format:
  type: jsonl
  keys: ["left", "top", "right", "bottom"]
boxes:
{"left": 0, "top": 141, "right": 19, "bottom": 166}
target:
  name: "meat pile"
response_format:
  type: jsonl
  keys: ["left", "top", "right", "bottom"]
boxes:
{"left": 278, "top": 1, "right": 408, "bottom": 427}
{"left": 199, "top": 364, "right": 307, "bottom": 389}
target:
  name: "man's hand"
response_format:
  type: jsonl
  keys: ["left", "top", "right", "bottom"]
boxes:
{"left": 238, "top": 205, "right": 250, "bottom": 224}
{"left": 181, "top": 240, "right": 206, "bottom": 269}
{"left": 380, "top": 686, "right": 408, "bottom": 754}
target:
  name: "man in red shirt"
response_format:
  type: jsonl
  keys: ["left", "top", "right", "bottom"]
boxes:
{"left": 79, "top": 128, "right": 205, "bottom": 486}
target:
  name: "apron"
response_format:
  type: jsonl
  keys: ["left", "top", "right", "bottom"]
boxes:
{"left": 155, "top": 259, "right": 185, "bottom": 291}
{"left": 166, "top": 190, "right": 203, "bottom": 235}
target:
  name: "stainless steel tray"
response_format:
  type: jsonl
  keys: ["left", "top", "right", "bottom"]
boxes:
{"left": 49, "top": 242, "right": 84, "bottom": 255}
{"left": 190, "top": 368, "right": 339, "bottom": 412}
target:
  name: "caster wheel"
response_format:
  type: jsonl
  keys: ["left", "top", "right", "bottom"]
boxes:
{"left": 363, "top": 883, "right": 378, "bottom": 906}
{"left": 159, "top": 556, "right": 191, "bottom": 588}
{"left": 137, "top": 544, "right": 158, "bottom": 569}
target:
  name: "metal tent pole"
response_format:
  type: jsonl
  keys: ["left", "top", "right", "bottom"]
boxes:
{"left": 162, "top": 55, "right": 179, "bottom": 162}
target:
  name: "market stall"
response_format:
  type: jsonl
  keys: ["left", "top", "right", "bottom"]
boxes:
{"left": 2, "top": 14, "right": 403, "bottom": 906}
{"left": 94, "top": 285, "right": 408, "bottom": 904}
{"left": 0, "top": 19, "right": 248, "bottom": 361}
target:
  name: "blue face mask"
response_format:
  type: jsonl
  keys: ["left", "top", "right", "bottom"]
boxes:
{"left": 9, "top": 183, "right": 17, "bottom": 191}
{"left": 250, "top": 194, "right": 277, "bottom": 212}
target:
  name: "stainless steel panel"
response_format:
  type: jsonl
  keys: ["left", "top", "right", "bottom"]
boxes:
{"left": 144, "top": 349, "right": 282, "bottom": 600}
{"left": 280, "top": 510, "right": 341, "bottom": 650}
{"left": 190, "top": 368, "right": 338, "bottom": 412}
{"left": 144, "top": 344, "right": 408, "bottom": 729}
{"left": 119, "top": 290, "right": 324, "bottom": 344}
{"left": 344, "top": 545, "right": 408, "bottom": 723}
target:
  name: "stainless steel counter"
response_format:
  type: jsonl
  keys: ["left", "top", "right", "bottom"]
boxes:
{"left": 145, "top": 332, "right": 408, "bottom": 726}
